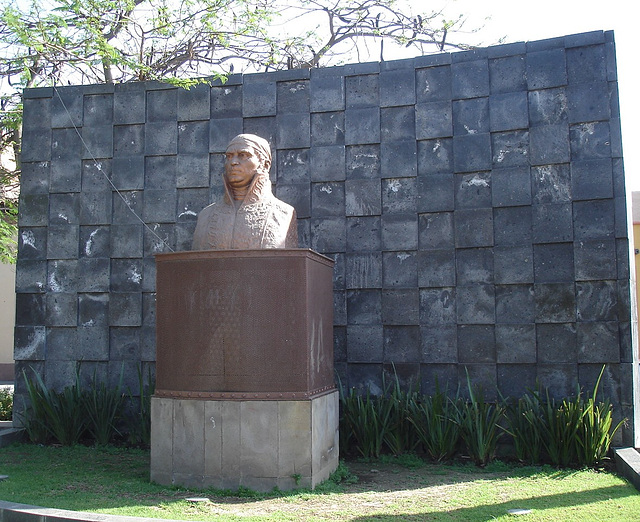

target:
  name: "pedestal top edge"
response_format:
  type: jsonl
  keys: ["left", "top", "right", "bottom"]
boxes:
{"left": 155, "top": 248, "right": 334, "bottom": 266}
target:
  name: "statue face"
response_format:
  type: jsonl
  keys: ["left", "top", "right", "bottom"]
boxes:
{"left": 224, "top": 138, "right": 263, "bottom": 196}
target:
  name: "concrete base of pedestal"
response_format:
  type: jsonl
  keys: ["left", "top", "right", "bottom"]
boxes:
{"left": 150, "top": 390, "right": 339, "bottom": 492}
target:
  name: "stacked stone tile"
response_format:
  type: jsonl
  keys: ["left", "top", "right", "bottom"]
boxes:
{"left": 15, "top": 30, "right": 635, "bottom": 442}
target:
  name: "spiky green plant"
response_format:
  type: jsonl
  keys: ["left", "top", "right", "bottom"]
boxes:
{"left": 502, "top": 391, "right": 545, "bottom": 465}
{"left": 84, "top": 367, "right": 126, "bottom": 446}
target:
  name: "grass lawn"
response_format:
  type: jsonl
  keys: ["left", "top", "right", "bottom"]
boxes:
{"left": 0, "top": 443, "right": 638, "bottom": 521}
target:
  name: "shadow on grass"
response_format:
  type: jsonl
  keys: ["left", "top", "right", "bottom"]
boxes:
{"left": 348, "top": 483, "right": 637, "bottom": 521}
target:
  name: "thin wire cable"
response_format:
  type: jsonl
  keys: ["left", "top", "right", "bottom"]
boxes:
{"left": 52, "top": 85, "right": 175, "bottom": 252}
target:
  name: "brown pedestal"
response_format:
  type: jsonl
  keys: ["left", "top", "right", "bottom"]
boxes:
{"left": 154, "top": 249, "right": 335, "bottom": 400}
{"left": 151, "top": 249, "right": 338, "bottom": 490}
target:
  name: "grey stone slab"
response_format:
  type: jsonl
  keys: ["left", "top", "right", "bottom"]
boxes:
{"left": 176, "top": 188, "right": 208, "bottom": 223}
{"left": 382, "top": 288, "right": 419, "bottom": 325}
{"left": 574, "top": 239, "right": 617, "bottom": 281}
{"left": 497, "top": 363, "right": 537, "bottom": 398}
{"left": 178, "top": 120, "right": 209, "bottom": 154}
{"left": 147, "top": 89, "right": 178, "bottom": 122}
{"left": 417, "top": 138, "right": 453, "bottom": 175}
{"left": 243, "top": 80, "right": 277, "bottom": 117}
{"left": 495, "top": 284, "right": 534, "bottom": 324}
{"left": 45, "top": 292, "right": 77, "bottom": 327}
{"left": 345, "top": 179, "right": 381, "bottom": 217}
{"left": 382, "top": 251, "right": 417, "bottom": 288}
{"left": 311, "top": 182, "right": 345, "bottom": 217}
{"left": 277, "top": 80, "right": 310, "bottom": 113}
{"left": 492, "top": 130, "right": 530, "bottom": 168}
{"left": 492, "top": 167, "right": 532, "bottom": 207}
{"left": 208, "top": 117, "right": 244, "bottom": 152}
{"left": 310, "top": 72, "right": 345, "bottom": 112}
{"left": 534, "top": 283, "right": 576, "bottom": 323}
{"left": 416, "top": 101, "right": 453, "bottom": 140}
{"left": 454, "top": 208, "right": 493, "bottom": 248}
{"left": 451, "top": 59, "right": 490, "bottom": 99}
{"left": 113, "top": 124, "right": 145, "bottom": 156}
{"left": 346, "top": 74, "right": 379, "bottom": 108}
{"left": 143, "top": 189, "right": 177, "bottom": 223}
{"left": 533, "top": 243, "right": 574, "bottom": 283}
{"left": 143, "top": 223, "right": 175, "bottom": 256}
{"left": 382, "top": 177, "right": 416, "bottom": 213}
{"left": 15, "top": 260, "right": 47, "bottom": 293}
{"left": 567, "top": 82, "right": 611, "bottom": 124}
{"left": 417, "top": 173, "right": 454, "bottom": 213}
{"left": 81, "top": 125, "right": 113, "bottom": 159}
{"left": 415, "top": 65, "right": 452, "bottom": 103}
{"left": 310, "top": 146, "right": 346, "bottom": 182}
{"left": 112, "top": 190, "right": 143, "bottom": 225}
{"left": 345, "top": 252, "right": 382, "bottom": 289}
{"left": 22, "top": 96, "right": 52, "bottom": 130}
{"left": 454, "top": 172, "right": 492, "bottom": 209}
{"left": 494, "top": 206, "right": 532, "bottom": 246}
{"left": 453, "top": 97, "right": 489, "bottom": 136}
{"left": 457, "top": 324, "right": 496, "bottom": 362}
{"left": 380, "top": 68, "right": 415, "bottom": 107}
{"left": 418, "top": 212, "right": 454, "bottom": 250}
{"left": 381, "top": 213, "right": 418, "bottom": 251}
{"left": 576, "top": 281, "right": 617, "bottom": 322}
{"left": 110, "top": 258, "right": 143, "bottom": 292}
{"left": 142, "top": 291, "right": 156, "bottom": 326}
{"left": 528, "top": 88, "right": 568, "bottom": 126}
{"left": 309, "top": 216, "right": 346, "bottom": 253}
{"left": 81, "top": 159, "right": 112, "bottom": 194}
{"left": 417, "top": 250, "right": 456, "bottom": 288}
{"left": 20, "top": 161, "right": 51, "bottom": 195}
{"left": 21, "top": 128, "right": 52, "bottom": 162}
{"left": 347, "top": 325, "right": 383, "bottom": 362}
{"left": 452, "top": 133, "right": 492, "bottom": 173}
{"left": 276, "top": 149, "right": 310, "bottom": 183}
{"left": 176, "top": 154, "right": 209, "bottom": 188}
{"left": 346, "top": 289, "right": 382, "bottom": 325}
{"left": 80, "top": 226, "right": 111, "bottom": 259}
{"left": 243, "top": 116, "right": 277, "bottom": 148}
{"left": 419, "top": 287, "right": 456, "bottom": 326}
{"left": 569, "top": 121, "right": 611, "bottom": 160}
{"left": 495, "top": 324, "right": 536, "bottom": 363}
{"left": 537, "top": 323, "right": 577, "bottom": 363}
{"left": 526, "top": 48, "right": 567, "bottom": 90}
{"left": 531, "top": 164, "right": 571, "bottom": 204}
{"left": 456, "top": 284, "right": 495, "bottom": 324}
{"left": 381, "top": 106, "right": 416, "bottom": 142}
{"left": 50, "top": 158, "right": 82, "bottom": 193}
{"left": 489, "top": 54, "right": 526, "bottom": 93}
{"left": 47, "top": 259, "right": 79, "bottom": 293}
{"left": 177, "top": 83, "right": 210, "bottom": 121}
{"left": 275, "top": 183, "right": 310, "bottom": 219}
{"left": 47, "top": 225, "right": 79, "bottom": 259}
{"left": 420, "top": 363, "right": 458, "bottom": 396}
{"left": 77, "top": 258, "right": 110, "bottom": 292}
{"left": 49, "top": 193, "right": 80, "bottom": 225}
{"left": 345, "top": 144, "right": 380, "bottom": 179}
{"left": 110, "top": 224, "right": 143, "bottom": 258}
{"left": 46, "top": 327, "right": 78, "bottom": 361}
{"left": 15, "top": 293, "right": 45, "bottom": 326}
{"left": 421, "top": 325, "right": 457, "bottom": 363}
{"left": 577, "top": 321, "right": 620, "bottom": 363}
{"left": 109, "top": 292, "right": 142, "bottom": 327}
{"left": 113, "top": 89, "right": 146, "bottom": 124}
{"left": 14, "top": 325, "right": 46, "bottom": 360}
{"left": 276, "top": 113, "right": 310, "bottom": 149}
{"left": 490, "top": 92, "right": 529, "bottom": 132}
{"left": 345, "top": 107, "right": 381, "bottom": 145}
{"left": 51, "top": 86, "right": 83, "bottom": 128}
{"left": 456, "top": 247, "right": 493, "bottom": 284}
{"left": 78, "top": 293, "right": 109, "bottom": 327}
{"left": 210, "top": 84, "right": 243, "bottom": 118}
{"left": 567, "top": 44, "right": 607, "bottom": 84}
{"left": 145, "top": 155, "right": 176, "bottom": 190}
{"left": 346, "top": 216, "right": 381, "bottom": 252}
{"left": 573, "top": 199, "right": 615, "bottom": 240}
{"left": 311, "top": 112, "right": 345, "bottom": 146}
{"left": 380, "top": 141, "right": 417, "bottom": 179}
{"left": 383, "top": 325, "right": 421, "bottom": 361}
{"left": 18, "top": 195, "right": 49, "bottom": 227}
{"left": 144, "top": 121, "right": 177, "bottom": 156}
{"left": 532, "top": 203, "right": 573, "bottom": 243}
{"left": 109, "top": 326, "right": 141, "bottom": 360}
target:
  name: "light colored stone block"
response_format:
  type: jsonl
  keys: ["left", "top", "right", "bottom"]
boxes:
{"left": 150, "top": 397, "right": 173, "bottom": 481}
{"left": 278, "top": 400, "right": 312, "bottom": 483}
{"left": 240, "top": 401, "right": 279, "bottom": 480}
{"left": 173, "top": 399, "right": 205, "bottom": 478}
{"left": 204, "top": 401, "right": 223, "bottom": 487}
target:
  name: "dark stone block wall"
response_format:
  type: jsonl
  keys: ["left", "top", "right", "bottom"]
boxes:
{"left": 15, "top": 30, "right": 636, "bottom": 441}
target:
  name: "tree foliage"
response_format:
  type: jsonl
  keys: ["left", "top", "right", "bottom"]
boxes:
{"left": 0, "top": 0, "right": 477, "bottom": 262}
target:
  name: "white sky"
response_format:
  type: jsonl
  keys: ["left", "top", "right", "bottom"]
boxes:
{"left": 436, "top": 0, "right": 639, "bottom": 191}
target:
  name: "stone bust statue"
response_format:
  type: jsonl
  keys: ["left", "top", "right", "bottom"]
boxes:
{"left": 192, "top": 134, "right": 298, "bottom": 250}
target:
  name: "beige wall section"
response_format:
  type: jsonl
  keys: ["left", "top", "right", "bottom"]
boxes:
{"left": 0, "top": 262, "right": 15, "bottom": 381}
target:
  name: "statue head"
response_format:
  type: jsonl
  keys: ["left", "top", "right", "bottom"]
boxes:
{"left": 224, "top": 134, "right": 272, "bottom": 200}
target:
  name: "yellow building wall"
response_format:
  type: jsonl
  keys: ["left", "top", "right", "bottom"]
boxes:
{"left": 0, "top": 262, "right": 15, "bottom": 381}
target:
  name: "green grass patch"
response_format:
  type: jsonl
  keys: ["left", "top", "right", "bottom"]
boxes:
{"left": 0, "top": 443, "right": 638, "bottom": 521}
